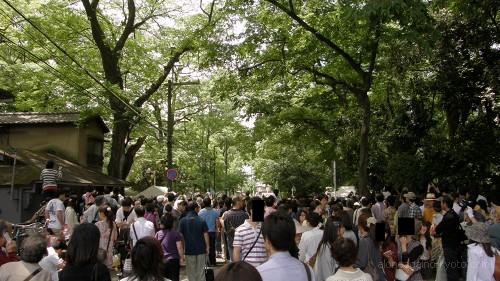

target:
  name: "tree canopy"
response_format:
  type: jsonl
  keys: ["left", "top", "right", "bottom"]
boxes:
{"left": 0, "top": 0, "right": 498, "bottom": 195}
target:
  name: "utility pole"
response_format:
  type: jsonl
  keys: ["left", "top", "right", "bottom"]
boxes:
{"left": 332, "top": 160, "right": 337, "bottom": 198}
{"left": 165, "top": 76, "right": 200, "bottom": 190}
{"left": 213, "top": 146, "right": 216, "bottom": 194}
{"left": 223, "top": 137, "right": 229, "bottom": 194}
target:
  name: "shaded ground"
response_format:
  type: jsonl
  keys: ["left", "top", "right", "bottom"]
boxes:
{"left": 112, "top": 258, "right": 225, "bottom": 281}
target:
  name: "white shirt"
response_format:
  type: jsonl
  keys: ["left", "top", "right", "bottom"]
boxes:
{"left": 130, "top": 217, "right": 155, "bottom": 246}
{"left": 257, "top": 251, "right": 316, "bottom": 281}
{"left": 453, "top": 202, "right": 463, "bottom": 215}
{"left": 326, "top": 268, "right": 372, "bottom": 281}
{"left": 115, "top": 207, "right": 137, "bottom": 224}
{"left": 466, "top": 244, "right": 496, "bottom": 281}
{"left": 64, "top": 207, "right": 79, "bottom": 238}
{"left": 82, "top": 204, "right": 98, "bottom": 223}
{"left": 45, "top": 199, "right": 65, "bottom": 229}
{"left": 299, "top": 226, "right": 323, "bottom": 263}
{"left": 39, "top": 247, "right": 62, "bottom": 281}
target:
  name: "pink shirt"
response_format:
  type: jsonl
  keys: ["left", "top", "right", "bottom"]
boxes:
{"left": 264, "top": 207, "right": 276, "bottom": 218}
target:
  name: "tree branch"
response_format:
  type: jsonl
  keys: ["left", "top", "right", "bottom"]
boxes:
{"left": 122, "top": 136, "right": 146, "bottom": 179}
{"left": 303, "top": 66, "right": 363, "bottom": 95}
{"left": 133, "top": 47, "right": 191, "bottom": 107}
{"left": 81, "top": 0, "right": 111, "bottom": 56}
{"left": 237, "top": 59, "right": 281, "bottom": 74}
{"left": 200, "top": 0, "right": 216, "bottom": 24}
{"left": 288, "top": 0, "right": 295, "bottom": 14}
{"left": 264, "top": 0, "right": 365, "bottom": 78}
{"left": 366, "top": 23, "right": 381, "bottom": 82}
{"left": 114, "top": 0, "right": 136, "bottom": 53}
{"left": 152, "top": 101, "right": 165, "bottom": 142}
{"left": 175, "top": 105, "right": 209, "bottom": 123}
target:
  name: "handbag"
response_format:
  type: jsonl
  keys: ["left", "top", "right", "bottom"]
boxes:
{"left": 122, "top": 252, "right": 133, "bottom": 277}
{"left": 205, "top": 258, "right": 214, "bottom": 281}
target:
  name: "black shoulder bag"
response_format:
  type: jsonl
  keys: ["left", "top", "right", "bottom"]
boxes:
{"left": 22, "top": 268, "right": 42, "bottom": 281}
{"left": 242, "top": 227, "right": 263, "bottom": 261}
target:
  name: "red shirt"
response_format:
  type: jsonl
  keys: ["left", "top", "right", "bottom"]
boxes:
{"left": 0, "top": 250, "right": 19, "bottom": 267}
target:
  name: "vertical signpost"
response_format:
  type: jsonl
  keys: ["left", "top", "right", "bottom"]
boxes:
{"left": 166, "top": 168, "right": 178, "bottom": 191}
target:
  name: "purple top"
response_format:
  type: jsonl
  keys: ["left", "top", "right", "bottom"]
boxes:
{"left": 156, "top": 229, "right": 183, "bottom": 261}
{"left": 144, "top": 212, "right": 158, "bottom": 230}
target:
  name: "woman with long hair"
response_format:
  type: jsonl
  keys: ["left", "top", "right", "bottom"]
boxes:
{"left": 64, "top": 197, "right": 79, "bottom": 239}
{"left": 298, "top": 209, "right": 308, "bottom": 225}
{"left": 381, "top": 223, "right": 397, "bottom": 281}
{"left": 120, "top": 237, "right": 166, "bottom": 281}
{"left": 465, "top": 222, "right": 496, "bottom": 281}
{"left": 155, "top": 213, "right": 184, "bottom": 281}
{"left": 95, "top": 205, "right": 118, "bottom": 269}
{"left": 355, "top": 214, "right": 386, "bottom": 281}
{"left": 340, "top": 211, "right": 357, "bottom": 246}
{"left": 416, "top": 221, "right": 432, "bottom": 279}
{"left": 59, "top": 223, "right": 111, "bottom": 281}
{"left": 314, "top": 216, "right": 343, "bottom": 281}
{"left": 396, "top": 221, "right": 424, "bottom": 281}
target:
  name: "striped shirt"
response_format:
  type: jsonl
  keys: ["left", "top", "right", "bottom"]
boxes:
{"left": 40, "top": 168, "right": 60, "bottom": 186}
{"left": 233, "top": 220, "right": 267, "bottom": 266}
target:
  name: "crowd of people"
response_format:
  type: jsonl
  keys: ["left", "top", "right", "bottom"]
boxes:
{"left": 0, "top": 182, "right": 499, "bottom": 281}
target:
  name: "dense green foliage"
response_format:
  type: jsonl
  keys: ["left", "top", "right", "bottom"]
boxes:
{"left": 0, "top": 0, "right": 498, "bottom": 195}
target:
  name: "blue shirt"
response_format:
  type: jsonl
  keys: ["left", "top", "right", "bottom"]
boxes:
{"left": 257, "top": 251, "right": 315, "bottom": 281}
{"left": 179, "top": 211, "right": 208, "bottom": 255}
{"left": 198, "top": 207, "right": 219, "bottom": 232}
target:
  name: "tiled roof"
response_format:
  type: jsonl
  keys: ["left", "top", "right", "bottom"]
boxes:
{"left": 0, "top": 112, "right": 109, "bottom": 133}
{"left": 0, "top": 145, "right": 127, "bottom": 186}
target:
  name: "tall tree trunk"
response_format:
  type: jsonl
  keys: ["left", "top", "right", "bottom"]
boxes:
{"left": 166, "top": 80, "right": 174, "bottom": 189}
{"left": 357, "top": 93, "right": 370, "bottom": 195}
{"left": 108, "top": 111, "right": 129, "bottom": 179}
{"left": 81, "top": 0, "right": 190, "bottom": 180}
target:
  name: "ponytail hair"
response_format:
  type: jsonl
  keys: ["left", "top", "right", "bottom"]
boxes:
{"left": 98, "top": 205, "right": 114, "bottom": 230}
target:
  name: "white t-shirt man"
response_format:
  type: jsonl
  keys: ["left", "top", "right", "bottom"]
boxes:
{"left": 45, "top": 198, "right": 65, "bottom": 230}
{"left": 130, "top": 217, "right": 155, "bottom": 246}
{"left": 115, "top": 207, "right": 137, "bottom": 224}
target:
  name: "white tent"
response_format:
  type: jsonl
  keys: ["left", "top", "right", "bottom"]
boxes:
{"left": 136, "top": 186, "right": 169, "bottom": 198}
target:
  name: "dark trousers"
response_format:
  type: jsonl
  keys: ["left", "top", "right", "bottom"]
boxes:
{"left": 208, "top": 232, "right": 216, "bottom": 265}
{"left": 163, "top": 259, "right": 180, "bottom": 281}
{"left": 443, "top": 246, "right": 464, "bottom": 281}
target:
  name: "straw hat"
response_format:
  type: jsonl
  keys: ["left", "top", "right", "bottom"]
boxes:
{"left": 425, "top": 193, "right": 436, "bottom": 201}
{"left": 465, "top": 222, "right": 490, "bottom": 243}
